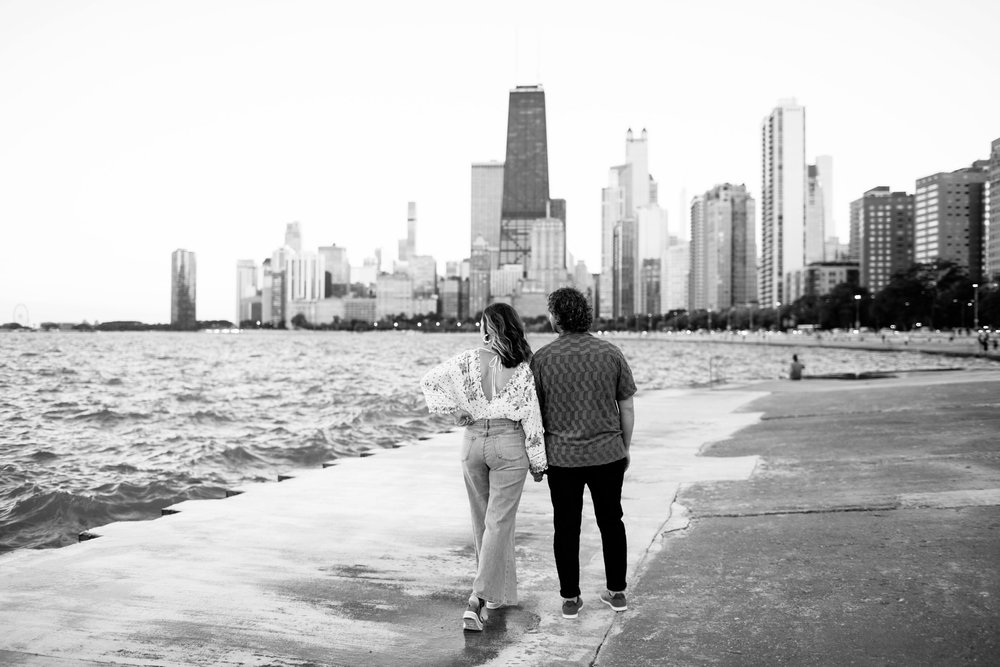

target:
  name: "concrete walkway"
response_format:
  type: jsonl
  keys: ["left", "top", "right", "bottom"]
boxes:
{"left": 596, "top": 368, "right": 1000, "bottom": 666}
{"left": 0, "top": 388, "right": 764, "bottom": 666}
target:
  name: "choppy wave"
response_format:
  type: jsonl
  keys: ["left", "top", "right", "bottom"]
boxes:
{"left": 1, "top": 330, "right": 994, "bottom": 554}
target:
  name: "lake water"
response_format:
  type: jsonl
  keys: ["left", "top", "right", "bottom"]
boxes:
{"left": 1, "top": 330, "right": 994, "bottom": 553}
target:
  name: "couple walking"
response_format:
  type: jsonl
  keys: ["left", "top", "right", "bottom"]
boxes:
{"left": 421, "top": 287, "right": 636, "bottom": 632}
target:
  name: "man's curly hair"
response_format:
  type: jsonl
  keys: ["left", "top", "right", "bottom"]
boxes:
{"left": 548, "top": 287, "right": 593, "bottom": 333}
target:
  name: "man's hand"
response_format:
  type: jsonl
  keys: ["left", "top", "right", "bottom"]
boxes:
{"left": 453, "top": 410, "right": 473, "bottom": 426}
{"left": 532, "top": 471, "right": 545, "bottom": 483}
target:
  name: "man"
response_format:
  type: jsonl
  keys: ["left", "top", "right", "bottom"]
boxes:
{"left": 530, "top": 287, "right": 636, "bottom": 619}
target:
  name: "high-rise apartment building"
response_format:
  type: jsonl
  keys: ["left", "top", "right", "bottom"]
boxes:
{"left": 915, "top": 162, "right": 989, "bottom": 281}
{"left": 666, "top": 239, "right": 689, "bottom": 312}
{"left": 469, "top": 237, "right": 491, "bottom": 318}
{"left": 689, "top": 185, "right": 757, "bottom": 311}
{"left": 760, "top": 99, "right": 806, "bottom": 307}
{"left": 171, "top": 249, "right": 197, "bottom": 329}
{"left": 989, "top": 138, "right": 1000, "bottom": 280}
{"left": 471, "top": 161, "right": 504, "bottom": 268}
{"left": 236, "top": 259, "right": 259, "bottom": 325}
{"left": 806, "top": 157, "right": 832, "bottom": 263}
{"left": 853, "top": 187, "right": 915, "bottom": 293}
{"left": 528, "top": 217, "right": 566, "bottom": 294}
{"left": 637, "top": 204, "right": 669, "bottom": 315}
{"left": 498, "top": 85, "right": 565, "bottom": 272}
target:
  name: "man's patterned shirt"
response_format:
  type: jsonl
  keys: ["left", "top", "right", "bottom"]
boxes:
{"left": 530, "top": 332, "right": 636, "bottom": 467}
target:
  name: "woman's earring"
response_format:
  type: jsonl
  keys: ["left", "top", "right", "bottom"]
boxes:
{"left": 483, "top": 333, "right": 492, "bottom": 345}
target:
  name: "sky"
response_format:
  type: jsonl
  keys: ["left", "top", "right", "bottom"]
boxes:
{"left": 1, "top": 0, "right": 998, "bottom": 325}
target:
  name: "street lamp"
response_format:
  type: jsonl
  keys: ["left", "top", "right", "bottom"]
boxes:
{"left": 972, "top": 283, "right": 980, "bottom": 330}
{"left": 854, "top": 294, "right": 862, "bottom": 331}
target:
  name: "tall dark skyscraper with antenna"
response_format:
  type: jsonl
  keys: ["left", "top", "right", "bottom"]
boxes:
{"left": 498, "top": 85, "right": 565, "bottom": 273}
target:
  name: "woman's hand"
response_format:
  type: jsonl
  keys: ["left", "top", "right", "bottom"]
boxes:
{"left": 453, "top": 409, "right": 473, "bottom": 426}
{"left": 532, "top": 470, "right": 545, "bottom": 483}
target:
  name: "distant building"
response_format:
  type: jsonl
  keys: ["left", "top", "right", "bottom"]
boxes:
{"left": 786, "top": 261, "right": 859, "bottom": 302}
{"left": 637, "top": 204, "right": 669, "bottom": 315}
{"left": 344, "top": 297, "right": 376, "bottom": 323}
{"left": 318, "top": 244, "right": 350, "bottom": 297}
{"left": 499, "top": 85, "right": 565, "bottom": 274}
{"left": 806, "top": 157, "right": 832, "bottom": 263}
{"left": 989, "top": 138, "right": 1000, "bottom": 280}
{"left": 689, "top": 184, "right": 757, "bottom": 311}
{"left": 469, "top": 237, "right": 491, "bottom": 319}
{"left": 440, "top": 276, "right": 465, "bottom": 320}
{"left": 915, "top": 161, "right": 989, "bottom": 281}
{"left": 613, "top": 218, "right": 637, "bottom": 318}
{"left": 285, "top": 222, "right": 302, "bottom": 254}
{"left": 471, "top": 161, "right": 504, "bottom": 270}
{"left": 285, "top": 252, "right": 325, "bottom": 325}
{"left": 528, "top": 217, "right": 566, "bottom": 294}
{"left": 852, "top": 187, "right": 915, "bottom": 292}
{"left": 171, "top": 249, "right": 197, "bottom": 329}
{"left": 236, "top": 259, "right": 260, "bottom": 325}
{"left": 825, "top": 235, "right": 851, "bottom": 262}
{"left": 376, "top": 274, "right": 413, "bottom": 319}
{"left": 602, "top": 129, "right": 658, "bottom": 319}
{"left": 666, "top": 239, "right": 689, "bottom": 312}
{"left": 398, "top": 202, "right": 417, "bottom": 262}
{"left": 760, "top": 99, "right": 806, "bottom": 307}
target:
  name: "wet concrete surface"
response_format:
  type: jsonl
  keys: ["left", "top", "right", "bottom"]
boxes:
{"left": 596, "top": 371, "right": 1000, "bottom": 666}
{"left": 0, "top": 387, "right": 763, "bottom": 666}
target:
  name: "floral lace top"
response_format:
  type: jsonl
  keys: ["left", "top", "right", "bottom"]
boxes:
{"left": 420, "top": 349, "right": 547, "bottom": 475}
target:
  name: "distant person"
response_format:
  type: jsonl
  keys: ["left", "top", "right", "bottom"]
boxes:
{"left": 530, "top": 287, "right": 636, "bottom": 620}
{"left": 789, "top": 354, "right": 805, "bottom": 381}
{"left": 420, "top": 303, "right": 547, "bottom": 632}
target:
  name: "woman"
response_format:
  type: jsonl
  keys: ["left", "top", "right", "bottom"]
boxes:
{"left": 421, "top": 303, "right": 547, "bottom": 632}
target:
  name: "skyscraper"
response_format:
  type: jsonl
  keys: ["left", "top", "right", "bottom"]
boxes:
{"left": 689, "top": 185, "right": 756, "bottom": 311}
{"left": 760, "top": 99, "right": 806, "bottom": 307}
{"left": 853, "top": 187, "right": 915, "bottom": 292}
{"left": 471, "top": 161, "right": 504, "bottom": 268}
{"left": 398, "top": 202, "right": 417, "bottom": 262}
{"left": 806, "top": 157, "right": 832, "bottom": 264}
{"left": 498, "top": 85, "right": 565, "bottom": 272}
{"left": 915, "top": 162, "right": 989, "bottom": 281}
{"left": 989, "top": 138, "right": 1000, "bottom": 281}
{"left": 236, "top": 259, "right": 259, "bottom": 325}
{"left": 171, "top": 249, "right": 197, "bottom": 329}
{"left": 602, "top": 129, "right": 657, "bottom": 318}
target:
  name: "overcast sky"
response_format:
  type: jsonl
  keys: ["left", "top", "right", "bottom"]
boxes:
{"left": 2, "top": 0, "right": 998, "bottom": 324}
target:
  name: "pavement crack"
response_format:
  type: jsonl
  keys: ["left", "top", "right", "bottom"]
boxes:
{"left": 699, "top": 504, "right": 899, "bottom": 518}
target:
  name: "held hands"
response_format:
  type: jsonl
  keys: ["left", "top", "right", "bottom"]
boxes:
{"left": 532, "top": 470, "right": 545, "bottom": 483}
{"left": 453, "top": 409, "right": 473, "bottom": 427}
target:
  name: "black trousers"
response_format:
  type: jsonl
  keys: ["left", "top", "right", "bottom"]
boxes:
{"left": 546, "top": 457, "right": 627, "bottom": 599}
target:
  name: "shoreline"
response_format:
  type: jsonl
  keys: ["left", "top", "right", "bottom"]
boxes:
{"left": 0, "top": 384, "right": 768, "bottom": 666}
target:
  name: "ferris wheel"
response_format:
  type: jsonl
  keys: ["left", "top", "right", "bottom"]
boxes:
{"left": 12, "top": 304, "right": 30, "bottom": 327}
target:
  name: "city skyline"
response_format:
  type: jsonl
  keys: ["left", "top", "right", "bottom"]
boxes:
{"left": 2, "top": 0, "right": 999, "bottom": 324}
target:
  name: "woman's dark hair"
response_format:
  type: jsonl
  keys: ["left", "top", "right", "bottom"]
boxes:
{"left": 482, "top": 302, "right": 532, "bottom": 368}
{"left": 547, "top": 287, "right": 593, "bottom": 333}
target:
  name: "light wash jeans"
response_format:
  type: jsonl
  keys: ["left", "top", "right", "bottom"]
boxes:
{"left": 462, "top": 418, "right": 529, "bottom": 606}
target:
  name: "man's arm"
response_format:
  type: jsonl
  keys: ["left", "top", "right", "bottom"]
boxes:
{"left": 617, "top": 396, "right": 635, "bottom": 468}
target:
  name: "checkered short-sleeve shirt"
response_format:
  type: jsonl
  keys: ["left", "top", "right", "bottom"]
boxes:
{"left": 529, "top": 332, "right": 636, "bottom": 467}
